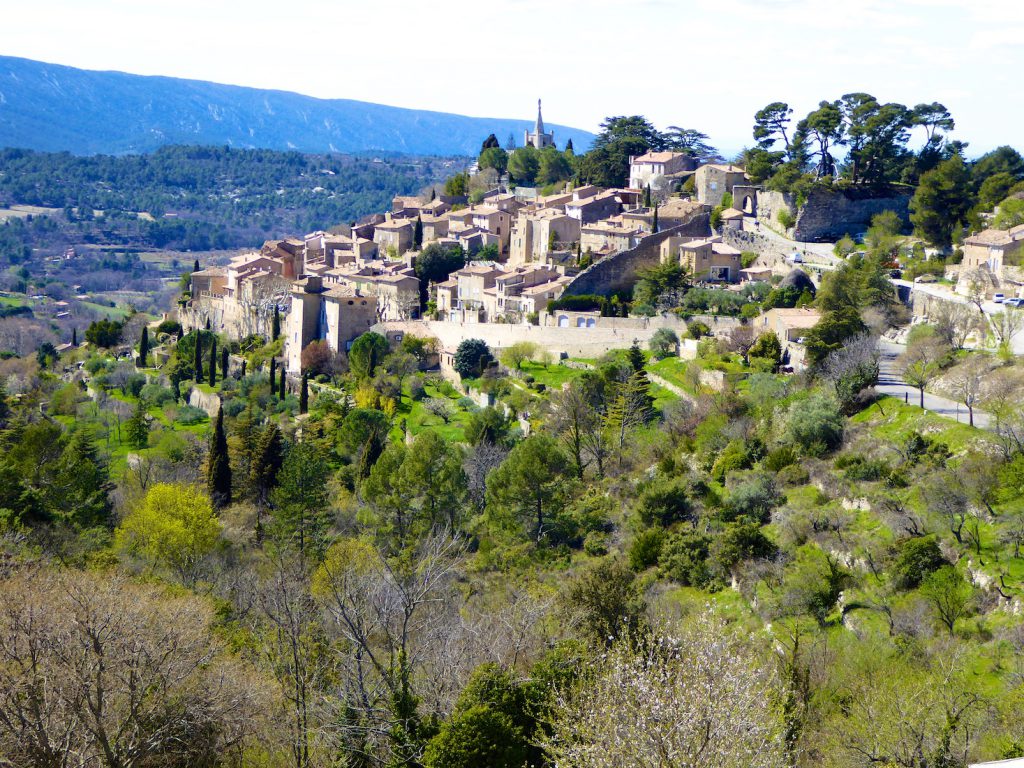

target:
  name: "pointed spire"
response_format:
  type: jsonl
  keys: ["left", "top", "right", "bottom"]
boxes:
{"left": 536, "top": 98, "right": 545, "bottom": 136}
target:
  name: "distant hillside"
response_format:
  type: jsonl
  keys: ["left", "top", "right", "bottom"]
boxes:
{"left": 0, "top": 56, "right": 594, "bottom": 156}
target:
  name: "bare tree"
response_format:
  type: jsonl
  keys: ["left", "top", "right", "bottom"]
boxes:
{"left": 898, "top": 336, "right": 947, "bottom": 408}
{"left": 948, "top": 356, "right": 987, "bottom": 427}
{"left": 728, "top": 324, "right": 757, "bottom": 366}
{"left": 544, "top": 613, "right": 789, "bottom": 768}
{"left": 464, "top": 439, "right": 509, "bottom": 511}
{"left": 0, "top": 568, "right": 267, "bottom": 766}
{"left": 931, "top": 302, "right": 978, "bottom": 350}
{"left": 989, "top": 310, "right": 1024, "bottom": 351}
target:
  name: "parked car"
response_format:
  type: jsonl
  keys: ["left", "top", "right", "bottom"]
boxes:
{"left": 994, "top": 293, "right": 1006, "bottom": 303}
{"left": 914, "top": 274, "right": 938, "bottom": 283}
{"left": 1004, "top": 297, "right": 1024, "bottom": 308}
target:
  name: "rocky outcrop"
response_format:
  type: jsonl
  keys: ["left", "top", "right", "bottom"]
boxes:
{"left": 188, "top": 387, "right": 222, "bottom": 417}
{"left": 757, "top": 187, "right": 912, "bottom": 242}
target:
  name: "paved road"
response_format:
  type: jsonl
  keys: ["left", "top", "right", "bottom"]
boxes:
{"left": 876, "top": 339, "right": 990, "bottom": 429}
{"left": 741, "top": 216, "right": 840, "bottom": 263}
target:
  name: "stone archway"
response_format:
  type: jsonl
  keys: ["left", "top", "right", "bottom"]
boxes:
{"left": 742, "top": 195, "right": 754, "bottom": 214}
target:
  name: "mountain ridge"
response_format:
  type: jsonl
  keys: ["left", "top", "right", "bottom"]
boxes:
{"left": 0, "top": 55, "right": 595, "bottom": 157}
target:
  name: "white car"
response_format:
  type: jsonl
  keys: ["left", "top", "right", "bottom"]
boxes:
{"left": 994, "top": 293, "right": 1006, "bottom": 303}
{"left": 1003, "top": 298, "right": 1024, "bottom": 308}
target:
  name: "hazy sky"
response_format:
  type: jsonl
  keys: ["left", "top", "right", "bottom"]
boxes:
{"left": 2, "top": 0, "right": 1021, "bottom": 155}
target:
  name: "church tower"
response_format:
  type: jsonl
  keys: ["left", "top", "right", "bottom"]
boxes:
{"left": 524, "top": 99, "right": 555, "bottom": 150}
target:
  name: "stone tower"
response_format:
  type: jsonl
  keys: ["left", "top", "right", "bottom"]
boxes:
{"left": 524, "top": 99, "right": 555, "bottom": 150}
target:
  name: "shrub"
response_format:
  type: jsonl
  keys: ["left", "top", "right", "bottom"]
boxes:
{"left": 763, "top": 445, "right": 797, "bottom": 472}
{"left": 777, "top": 208, "right": 796, "bottom": 229}
{"left": 660, "top": 531, "right": 713, "bottom": 587}
{"left": 785, "top": 392, "right": 844, "bottom": 455}
{"left": 628, "top": 528, "right": 665, "bottom": 571}
{"left": 776, "top": 463, "right": 810, "bottom": 486}
{"left": 409, "top": 376, "right": 426, "bottom": 401}
{"left": 636, "top": 477, "right": 693, "bottom": 527}
{"left": 834, "top": 453, "right": 890, "bottom": 481}
{"left": 892, "top": 536, "right": 947, "bottom": 590}
{"left": 722, "top": 473, "right": 783, "bottom": 524}
{"left": 649, "top": 328, "right": 679, "bottom": 359}
{"left": 454, "top": 338, "right": 491, "bottom": 379}
{"left": 712, "top": 439, "right": 752, "bottom": 482}
{"left": 139, "top": 383, "right": 176, "bottom": 407}
{"left": 583, "top": 532, "right": 609, "bottom": 557}
{"left": 687, "top": 320, "right": 711, "bottom": 339}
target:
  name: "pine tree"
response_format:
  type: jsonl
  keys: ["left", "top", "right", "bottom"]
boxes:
{"left": 220, "top": 346, "right": 229, "bottom": 381}
{"left": 413, "top": 216, "right": 423, "bottom": 251}
{"left": 125, "top": 400, "right": 149, "bottom": 450}
{"left": 270, "top": 440, "right": 330, "bottom": 559}
{"left": 279, "top": 368, "right": 287, "bottom": 399}
{"left": 193, "top": 332, "right": 203, "bottom": 381}
{"left": 71, "top": 327, "right": 77, "bottom": 346}
{"left": 272, "top": 305, "right": 281, "bottom": 340}
{"left": 299, "top": 372, "right": 309, "bottom": 414}
{"left": 566, "top": 138, "right": 575, "bottom": 155}
{"left": 627, "top": 340, "right": 645, "bottom": 373}
{"left": 207, "top": 405, "right": 232, "bottom": 509}
{"left": 138, "top": 326, "right": 149, "bottom": 368}
{"left": 208, "top": 336, "right": 217, "bottom": 387}
{"left": 55, "top": 429, "right": 113, "bottom": 527}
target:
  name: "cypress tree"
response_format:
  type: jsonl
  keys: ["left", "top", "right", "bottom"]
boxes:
{"left": 221, "top": 346, "right": 229, "bottom": 380}
{"left": 208, "top": 337, "right": 217, "bottom": 387}
{"left": 653, "top": 203, "right": 659, "bottom": 233}
{"left": 138, "top": 326, "right": 149, "bottom": 368}
{"left": 193, "top": 258, "right": 200, "bottom": 272}
{"left": 430, "top": 188, "right": 436, "bottom": 201}
{"left": 205, "top": 317, "right": 211, "bottom": 331}
{"left": 272, "top": 305, "right": 280, "bottom": 340}
{"left": 250, "top": 423, "right": 284, "bottom": 540}
{"left": 71, "top": 327, "right": 77, "bottom": 346}
{"left": 644, "top": 184, "right": 652, "bottom": 207}
{"left": 193, "top": 332, "right": 203, "bottom": 381}
{"left": 207, "top": 405, "right": 232, "bottom": 509}
{"left": 299, "top": 372, "right": 309, "bottom": 414}
{"left": 627, "top": 340, "right": 645, "bottom": 373}
{"left": 269, "top": 356, "right": 276, "bottom": 386}
{"left": 279, "top": 368, "right": 286, "bottom": 399}
{"left": 241, "top": 359, "right": 247, "bottom": 377}
{"left": 566, "top": 138, "right": 575, "bottom": 154}
{"left": 413, "top": 216, "right": 423, "bottom": 251}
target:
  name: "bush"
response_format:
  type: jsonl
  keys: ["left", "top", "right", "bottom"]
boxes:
{"left": 454, "top": 338, "right": 491, "bottom": 379}
{"left": 583, "top": 531, "right": 609, "bottom": 557}
{"left": 687, "top": 320, "right": 711, "bottom": 339}
{"left": 635, "top": 477, "right": 693, "bottom": 527}
{"left": 763, "top": 445, "right": 797, "bottom": 472}
{"left": 629, "top": 528, "right": 665, "bottom": 571}
{"left": 660, "top": 531, "right": 713, "bottom": 587}
{"left": 776, "top": 463, "right": 810, "bottom": 486}
{"left": 785, "top": 392, "right": 844, "bottom": 455}
{"left": 649, "top": 328, "right": 679, "bottom": 359}
{"left": 834, "top": 453, "right": 890, "bottom": 481}
{"left": 777, "top": 208, "right": 796, "bottom": 229}
{"left": 409, "top": 377, "right": 426, "bottom": 401}
{"left": 722, "top": 473, "right": 783, "bottom": 524}
{"left": 139, "top": 383, "right": 176, "bottom": 407}
{"left": 892, "top": 536, "right": 947, "bottom": 590}
{"left": 711, "top": 439, "right": 752, "bottom": 482}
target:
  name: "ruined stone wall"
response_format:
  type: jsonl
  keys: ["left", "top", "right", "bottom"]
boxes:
{"left": 756, "top": 188, "right": 912, "bottom": 242}
{"left": 562, "top": 211, "right": 710, "bottom": 296}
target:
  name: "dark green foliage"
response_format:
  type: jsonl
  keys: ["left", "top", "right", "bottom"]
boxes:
{"left": 413, "top": 215, "right": 423, "bottom": 251}
{"left": 194, "top": 332, "right": 203, "bottom": 381}
{"left": 220, "top": 346, "right": 228, "bottom": 381}
{"left": 339, "top": 408, "right": 391, "bottom": 478}
{"left": 270, "top": 440, "right": 330, "bottom": 558}
{"left": 892, "top": 536, "right": 947, "bottom": 590}
{"left": 547, "top": 294, "right": 605, "bottom": 313}
{"left": 272, "top": 305, "right": 280, "bottom": 340}
{"left": 125, "top": 400, "right": 150, "bottom": 450}
{"left": 278, "top": 367, "right": 286, "bottom": 399}
{"left": 722, "top": 474, "right": 784, "bottom": 524}
{"left": 207, "top": 405, "right": 231, "bottom": 509}
{"left": 564, "top": 557, "right": 647, "bottom": 647}
{"left": 453, "top": 338, "right": 490, "bottom": 380}
{"left": 486, "top": 434, "right": 571, "bottom": 542}
{"left": 249, "top": 424, "right": 284, "bottom": 509}
{"left": 299, "top": 372, "right": 309, "bottom": 414}
{"left": 269, "top": 356, "right": 276, "bottom": 385}
{"left": 660, "top": 530, "right": 713, "bottom": 587}
{"left": 712, "top": 520, "right": 778, "bottom": 576}
{"left": 910, "top": 154, "right": 972, "bottom": 248}
{"left": 138, "top": 326, "right": 149, "bottom": 368}
{"left": 349, "top": 332, "right": 390, "bottom": 380}
{"left": 208, "top": 337, "right": 217, "bottom": 387}
{"left": 626, "top": 341, "right": 645, "bottom": 373}
{"left": 85, "top": 318, "right": 124, "bottom": 347}
{"left": 786, "top": 392, "right": 844, "bottom": 454}
{"left": 635, "top": 477, "right": 693, "bottom": 527}
{"left": 415, "top": 243, "right": 465, "bottom": 305}
{"left": 804, "top": 308, "right": 867, "bottom": 366}
{"left": 629, "top": 528, "right": 665, "bottom": 571}
{"left": 464, "top": 407, "right": 507, "bottom": 446}
{"left": 748, "top": 331, "right": 782, "bottom": 368}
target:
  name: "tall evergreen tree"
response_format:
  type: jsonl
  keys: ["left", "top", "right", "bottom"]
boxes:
{"left": 652, "top": 203, "right": 659, "bottom": 233}
{"left": 205, "top": 318, "right": 211, "bottom": 331}
{"left": 299, "top": 372, "right": 309, "bottom": 414}
{"left": 220, "top": 346, "right": 229, "bottom": 381}
{"left": 627, "top": 340, "right": 646, "bottom": 373}
{"left": 250, "top": 423, "right": 284, "bottom": 541}
{"left": 138, "top": 326, "right": 149, "bottom": 368}
{"left": 279, "top": 368, "right": 287, "bottom": 399}
{"left": 207, "top": 405, "right": 232, "bottom": 509}
{"left": 565, "top": 138, "right": 575, "bottom": 155}
{"left": 270, "top": 440, "right": 330, "bottom": 559}
{"left": 193, "top": 258, "right": 200, "bottom": 272}
{"left": 71, "top": 327, "right": 77, "bottom": 346}
{"left": 272, "top": 305, "right": 281, "bottom": 340}
{"left": 193, "top": 331, "right": 203, "bottom": 381}
{"left": 644, "top": 184, "right": 652, "bottom": 207}
{"left": 269, "top": 356, "right": 276, "bottom": 385}
{"left": 125, "top": 400, "right": 149, "bottom": 450}
{"left": 413, "top": 216, "right": 424, "bottom": 251}
{"left": 208, "top": 336, "right": 217, "bottom": 387}
{"left": 54, "top": 429, "right": 113, "bottom": 528}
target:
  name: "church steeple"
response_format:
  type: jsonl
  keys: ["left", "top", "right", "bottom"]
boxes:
{"left": 524, "top": 98, "right": 554, "bottom": 151}
{"left": 535, "top": 98, "right": 545, "bottom": 137}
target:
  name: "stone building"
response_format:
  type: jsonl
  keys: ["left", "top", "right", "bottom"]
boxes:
{"left": 961, "top": 226, "right": 1024, "bottom": 274}
{"left": 286, "top": 276, "right": 377, "bottom": 373}
{"left": 509, "top": 208, "right": 581, "bottom": 265}
{"left": 524, "top": 99, "right": 555, "bottom": 150}
{"left": 628, "top": 151, "right": 698, "bottom": 191}
{"left": 661, "top": 235, "right": 742, "bottom": 283}
{"left": 373, "top": 216, "right": 416, "bottom": 256}
{"left": 695, "top": 164, "right": 748, "bottom": 207}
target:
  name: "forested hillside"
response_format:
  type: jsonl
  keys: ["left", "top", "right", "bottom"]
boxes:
{"left": 3, "top": 243, "right": 1024, "bottom": 766}
{"left": 0, "top": 55, "right": 595, "bottom": 156}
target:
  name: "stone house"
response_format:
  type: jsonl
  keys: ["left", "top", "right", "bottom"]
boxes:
{"left": 755, "top": 307, "right": 822, "bottom": 371}
{"left": 580, "top": 217, "right": 645, "bottom": 255}
{"left": 436, "top": 264, "right": 502, "bottom": 322}
{"left": 373, "top": 217, "right": 416, "bottom": 256}
{"left": 509, "top": 208, "right": 581, "bottom": 265}
{"left": 695, "top": 164, "right": 749, "bottom": 207}
{"left": 961, "top": 226, "right": 1024, "bottom": 275}
{"left": 621, "top": 198, "right": 705, "bottom": 233}
{"left": 564, "top": 191, "right": 622, "bottom": 224}
{"left": 662, "top": 235, "right": 742, "bottom": 283}
{"left": 628, "top": 151, "right": 698, "bottom": 190}
{"left": 286, "top": 276, "right": 377, "bottom": 373}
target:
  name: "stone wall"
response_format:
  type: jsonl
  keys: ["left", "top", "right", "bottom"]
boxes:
{"left": 563, "top": 211, "right": 710, "bottom": 296}
{"left": 755, "top": 188, "right": 912, "bottom": 242}
{"left": 721, "top": 227, "right": 794, "bottom": 267}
